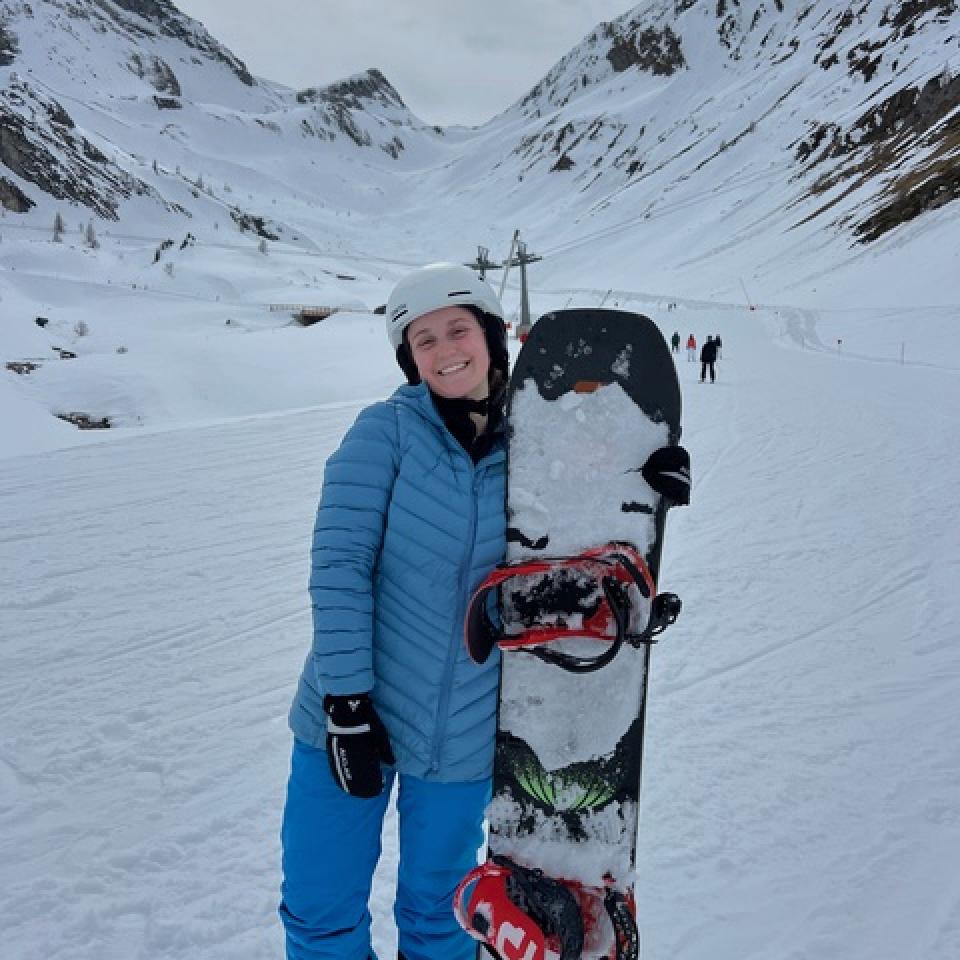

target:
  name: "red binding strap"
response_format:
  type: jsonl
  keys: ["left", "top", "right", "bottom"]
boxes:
{"left": 464, "top": 543, "right": 655, "bottom": 664}
{"left": 454, "top": 862, "right": 555, "bottom": 960}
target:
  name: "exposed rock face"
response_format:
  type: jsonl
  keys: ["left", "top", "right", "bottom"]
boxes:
{"left": 856, "top": 158, "right": 960, "bottom": 242}
{"left": 881, "top": 0, "right": 957, "bottom": 31}
{"left": 795, "top": 69, "right": 960, "bottom": 240}
{"left": 229, "top": 209, "right": 280, "bottom": 240}
{"left": 0, "top": 17, "right": 18, "bottom": 65}
{"left": 110, "top": 0, "right": 179, "bottom": 17}
{"left": 296, "top": 69, "right": 406, "bottom": 148}
{"left": 605, "top": 25, "right": 685, "bottom": 75}
{"left": 296, "top": 68, "right": 405, "bottom": 110}
{"left": 104, "top": 0, "right": 254, "bottom": 85}
{"left": 128, "top": 52, "right": 181, "bottom": 95}
{"left": 0, "top": 174, "right": 34, "bottom": 212}
{"left": 299, "top": 103, "right": 372, "bottom": 148}
{"left": 852, "top": 74, "right": 960, "bottom": 242}
{"left": 0, "top": 78, "right": 154, "bottom": 219}
{"left": 520, "top": 10, "right": 690, "bottom": 117}
{"left": 798, "top": 74, "right": 960, "bottom": 165}
{"left": 509, "top": 0, "right": 959, "bottom": 240}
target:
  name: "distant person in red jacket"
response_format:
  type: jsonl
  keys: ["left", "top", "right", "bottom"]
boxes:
{"left": 686, "top": 333, "right": 697, "bottom": 361}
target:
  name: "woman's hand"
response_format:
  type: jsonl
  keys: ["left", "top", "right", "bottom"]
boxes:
{"left": 323, "top": 693, "right": 395, "bottom": 798}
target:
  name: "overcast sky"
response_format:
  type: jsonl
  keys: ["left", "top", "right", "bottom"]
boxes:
{"left": 174, "top": 0, "right": 635, "bottom": 126}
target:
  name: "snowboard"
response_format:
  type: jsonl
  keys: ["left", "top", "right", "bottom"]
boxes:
{"left": 454, "top": 309, "right": 683, "bottom": 960}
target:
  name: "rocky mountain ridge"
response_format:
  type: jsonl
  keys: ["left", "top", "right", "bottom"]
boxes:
{"left": 0, "top": 0, "right": 957, "bottom": 297}
{"left": 496, "top": 0, "right": 958, "bottom": 245}
{"left": 0, "top": 0, "right": 439, "bottom": 235}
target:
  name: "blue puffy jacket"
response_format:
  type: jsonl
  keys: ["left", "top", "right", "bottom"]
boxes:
{"left": 288, "top": 383, "right": 506, "bottom": 782}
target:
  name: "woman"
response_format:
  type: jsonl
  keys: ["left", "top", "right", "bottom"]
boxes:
{"left": 280, "top": 263, "right": 509, "bottom": 960}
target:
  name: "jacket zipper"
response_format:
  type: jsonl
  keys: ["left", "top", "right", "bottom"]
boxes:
{"left": 429, "top": 459, "right": 481, "bottom": 773}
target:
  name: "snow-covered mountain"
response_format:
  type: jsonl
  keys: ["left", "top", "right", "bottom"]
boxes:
{"left": 503, "top": 0, "right": 959, "bottom": 245}
{"left": 1, "top": 0, "right": 957, "bottom": 303}
{"left": 0, "top": 0, "right": 445, "bottom": 242}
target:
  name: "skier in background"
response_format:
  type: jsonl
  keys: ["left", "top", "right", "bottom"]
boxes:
{"left": 714, "top": 334, "right": 723, "bottom": 360}
{"left": 701, "top": 334, "right": 719, "bottom": 383}
{"left": 279, "top": 263, "right": 510, "bottom": 960}
{"left": 686, "top": 333, "right": 697, "bottom": 361}
{"left": 671, "top": 331, "right": 680, "bottom": 353}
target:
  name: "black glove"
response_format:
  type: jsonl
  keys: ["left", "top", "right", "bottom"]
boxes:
{"left": 323, "top": 693, "right": 395, "bottom": 798}
{"left": 641, "top": 445, "right": 691, "bottom": 506}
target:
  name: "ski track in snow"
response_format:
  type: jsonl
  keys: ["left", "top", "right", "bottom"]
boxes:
{"left": 0, "top": 406, "right": 373, "bottom": 960}
{"left": 2, "top": 307, "right": 960, "bottom": 960}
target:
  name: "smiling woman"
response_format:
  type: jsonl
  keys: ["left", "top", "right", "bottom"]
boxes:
{"left": 387, "top": 262, "right": 511, "bottom": 456}
{"left": 407, "top": 307, "right": 491, "bottom": 401}
{"left": 279, "top": 262, "right": 510, "bottom": 960}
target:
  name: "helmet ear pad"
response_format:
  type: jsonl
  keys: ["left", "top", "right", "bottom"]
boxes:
{"left": 396, "top": 306, "right": 509, "bottom": 388}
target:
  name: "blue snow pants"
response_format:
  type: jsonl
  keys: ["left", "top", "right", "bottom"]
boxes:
{"left": 279, "top": 738, "right": 489, "bottom": 960}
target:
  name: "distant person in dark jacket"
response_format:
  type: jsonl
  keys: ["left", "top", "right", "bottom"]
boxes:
{"left": 714, "top": 334, "right": 723, "bottom": 360}
{"left": 671, "top": 331, "right": 680, "bottom": 353}
{"left": 700, "top": 336, "right": 719, "bottom": 383}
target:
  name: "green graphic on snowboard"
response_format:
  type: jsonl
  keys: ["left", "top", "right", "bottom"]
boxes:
{"left": 499, "top": 719, "right": 643, "bottom": 815}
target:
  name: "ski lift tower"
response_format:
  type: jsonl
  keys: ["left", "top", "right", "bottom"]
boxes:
{"left": 502, "top": 239, "right": 542, "bottom": 338}
{"left": 466, "top": 246, "right": 499, "bottom": 281}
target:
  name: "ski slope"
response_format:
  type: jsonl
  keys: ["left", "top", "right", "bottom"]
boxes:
{"left": 2, "top": 298, "right": 958, "bottom": 960}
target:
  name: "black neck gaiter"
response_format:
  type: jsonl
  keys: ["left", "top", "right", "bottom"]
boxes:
{"left": 431, "top": 383, "right": 505, "bottom": 463}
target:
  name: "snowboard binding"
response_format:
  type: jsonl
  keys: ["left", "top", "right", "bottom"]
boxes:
{"left": 465, "top": 543, "right": 680, "bottom": 672}
{"left": 454, "top": 856, "right": 583, "bottom": 960}
{"left": 454, "top": 856, "right": 639, "bottom": 960}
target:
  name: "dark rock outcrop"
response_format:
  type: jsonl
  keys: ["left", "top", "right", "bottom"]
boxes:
{"left": 296, "top": 68, "right": 405, "bottom": 110}
{"left": 881, "top": 0, "right": 957, "bottom": 31}
{"left": 295, "top": 70, "right": 407, "bottom": 149}
{"left": 107, "top": 0, "right": 255, "bottom": 85}
{"left": 797, "top": 72, "right": 960, "bottom": 166}
{"left": 128, "top": 52, "right": 181, "bottom": 95}
{"left": 856, "top": 158, "right": 960, "bottom": 242}
{"left": 605, "top": 25, "right": 685, "bottom": 75}
{"left": 0, "top": 174, "right": 34, "bottom": 212}
{"left": 0, "top": 18, "right": 18, "bottom": 66}
{"left": 0, "top": 78, "right": 154, "bottom": 219}
{"left": 229, "top": 209, "right": 280, "bottom": 240}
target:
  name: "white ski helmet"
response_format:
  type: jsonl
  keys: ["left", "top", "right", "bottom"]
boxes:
{"left": 385, "top": 262, "right": 503, "bottom": 350}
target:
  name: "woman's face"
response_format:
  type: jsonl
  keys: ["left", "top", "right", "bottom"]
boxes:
{"left": 407, "top": 307, "right": 491, "bottom": 401}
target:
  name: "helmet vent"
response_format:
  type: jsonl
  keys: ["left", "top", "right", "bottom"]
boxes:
{"left": 447, "top": 289, "right": 471, "bottom": 297}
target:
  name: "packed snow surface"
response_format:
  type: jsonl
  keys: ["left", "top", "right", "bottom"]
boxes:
{"left": 509, "top": 379, "right": 667, "bottom": 556}
{"left": 2, "top": 250, "right": 959, "bottom": 959}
